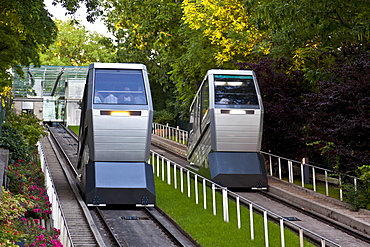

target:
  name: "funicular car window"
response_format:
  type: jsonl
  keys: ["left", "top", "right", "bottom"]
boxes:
{"left": 214, "top": 74, "right": 259, "bottom": 107}
{"left": 94, "top": 69, "right": 147, "bottom": 104}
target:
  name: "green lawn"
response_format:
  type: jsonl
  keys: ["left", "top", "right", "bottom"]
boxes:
{"left": 154, "top": 161, "right": 316, "bottom": 247}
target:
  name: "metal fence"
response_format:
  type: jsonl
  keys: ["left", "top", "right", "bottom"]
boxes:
{"left": 261, "top": 151, "right": 358, "bottom": 202}
{"left": 38, "top": 142, "right": 72, "bottom": 247}
{"left": 151, "top": 123, "right": 359, "bottom": 202}
{"left": 149, "top": 150, "right": 340, "bottom": 247}
{"left": 152, "top": 123, "right": 188, "bottom": 145}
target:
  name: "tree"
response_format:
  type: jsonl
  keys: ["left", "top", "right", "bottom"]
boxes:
{"left": 304, "top": 46, "right": 370, "bottom": 173}
{"left": 182, "top": 0, "right": 268, "bottom": 64}
{"left": 252, "top": 0, "right": 370, "bottom": 70}
{"left": 40, "top": 19, "right": 116, "bottom": 66}
{"left": 0, "top": 0, "right": 57, "bottom": 90}
{"left": 103, "top": 0, "right": 186, "bottom": 112}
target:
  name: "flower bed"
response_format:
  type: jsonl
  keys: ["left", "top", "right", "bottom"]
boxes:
{"left": 0, "top": 159, "right": 62, "bottom": 246}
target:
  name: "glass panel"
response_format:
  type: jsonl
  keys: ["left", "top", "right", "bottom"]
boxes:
{"left": 202, "top": 82, "right": 209, "bottom": 119}
{"left": 94, "top": 69, "right": 147, "bottom": 105}
{"left": 214, "top": 74, "right": 259, "bottom": 107}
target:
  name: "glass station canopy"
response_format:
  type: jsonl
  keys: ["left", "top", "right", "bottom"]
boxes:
{"left": 13, "top": 65, "right": 88, "bottom": 97}
{"left": 12, "top": 65, "right": 88, "bottom": 123}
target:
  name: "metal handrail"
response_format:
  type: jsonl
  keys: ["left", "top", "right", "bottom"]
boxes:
{"left": 152, "top": 123, "right": 360, "bottom": 201}
{"left": 38, "top": 141, "right": 73, "bottom": 246}
{"left": 150, "top": 150, "right": 341, "bottom": 247}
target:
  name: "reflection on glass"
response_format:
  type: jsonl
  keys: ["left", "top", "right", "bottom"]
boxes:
{"left": 93, "top": 69, "right": 147, "bottom": 105}
{"left": 214, "top": 74, "right": 259, "bottom": 107}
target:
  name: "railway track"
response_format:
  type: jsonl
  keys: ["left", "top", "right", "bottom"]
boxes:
{"left": 151, "top": 134, "right": 370, "bottom": 246}
{"left": 45, "top": 124, "right": 198, "bottom": 246}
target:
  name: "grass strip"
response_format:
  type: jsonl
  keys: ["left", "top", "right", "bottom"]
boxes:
{"left": 154, "top": 164, "right": 315, "bottom": 247}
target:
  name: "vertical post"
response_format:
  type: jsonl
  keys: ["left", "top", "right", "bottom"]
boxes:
{"left": 174, "top": 164, "right": 177, "bottom": 189}
{"left": 166, "top": 123, "right": 169, "bottom": 138}
{"left": 299, "top": 228, "right": 304, "bottom": 247}
{"left": 339, "top": 175, "right": 343, "bottom": 201}
{"left": 151, "top": 153, "right": 155, "bottom": 174}
{"left": 354, "top": 177, "right": 358, "bottom": 191}
{"left": 302, "top": 157, "right": 310, "bottom": 184}
{"left": 222, "top": 188, "right": 229, "bottom": 222}
{"left": 167, "top": 160, "right": 171, "bottom": 185}
{"left": 269, "top": 155, "right": 273, "bottom": 176}
{"left": 237, "top": 197, "right": 241, "bottom": 229}
{"left": 156, "top": 155, "right": 160, "bottom": 177}
{"left": 264, "top": 211, "right": 269, "bottom": 247}
{"left": 300, "top": 162, "right": 305, "bottom": 187}
{"left": 312, "top": 167, "right": 316, "bottom": 192}
{"left": 250, "top": 204, "right": 254, "bottom": 240}
{"left": 212, "top": 184, "right": 216, "bottom": 215}
{"left": 176, "top": 126, "right": 179, "bottom": 142}
{"left": 195, "top": 174, "right": 199, "bottom": 204}
{"left": 278, "top": 158, "right": 282, "bottom": 179}
{"left": 161, "top": 157, "right": 165, "bottom": 181}
{"left": 280, "top": 219, "right": 285, "bottom": 247}
{"left": 180, "top": 167, "right": 184, "bottom": 193}
{"left": 187, "top": 170, "right": 191, "bottom": 197}
{"left": 288, "top": 161, "right": 293, "bottom": 183}
{"left": 203, "top": 179, "right": 207, "bottom": 209}
{"left": 321, "top": 239, "right": 326, "bottom": 247}
{"left": 325, "top": 170, "right": 329, "bottom": 196}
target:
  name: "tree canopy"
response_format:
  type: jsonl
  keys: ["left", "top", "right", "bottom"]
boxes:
{"left": 40, "top": 19, "right": 115, "bottom": 66}
{"left": 0, "top": 0, "right": 57, "bottom": 90}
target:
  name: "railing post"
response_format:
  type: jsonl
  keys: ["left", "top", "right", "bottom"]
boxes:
{"left": 195, "top": 174, "right": 199, "bottom": 204}
{"left": 203, "top": 179, "right": 207, "bottom": 209}
{"left": 174, "top": 164, "right": 177, "bottom": 189}
{"left": 161, "top": 156, "right": 165, "bottom": 181}
{"left": 236, "top": 197, "right": 241, "bottom": 229}
{"left": 325, "top": 170, "right": 329, "bottom": 196}
{"left": 180, "top": 167, "right": 184, "bottom": 193}
{"left": 222, "top": 188, "right": 229, "bottom": 222}
{"left": 187, "top": 170, "right": 191, "bottom": 197}
{"left": 269, "top": 155, "right": 273, "bottom": 176}
{"left": 299, "top": 228, "right": 304, "bottom": 247}
{"left": 339, "top": 175, "right": 343, "bottom": 201}
{"left": 264, "top": 211, "right": 269, "bottom": 247}
{"left": 278, "top": 158, "right": 282, "bottom": 179}
{"left": 301, "top": 162, "right": 305, "bottom": 187}
{"left": 167, "top": 160, "right": 171, "bottom": 185}
{"left": 250, "top": 204, "right": 254, "bottom": 240}
{"left": 288, "top": 161, "right": 293, "bottom": 183}
{"left": 166, "top": 123, "right": 169, "bottom": 138}
{"left": 312, "top": 167, "right": 316, "bottom": 192}
{"left": 212, "top": 184, "right": 216, "bottom": 215}
{"left": 151, "top": 153, "right": 155, "bottom": 174}
{"left": 280, "top": 219, "right": 285, "bottom": 247}
{"left": 156, "top": 155, "right": 160, "bottom": 177}
{"left": 321, "top": 239, "right": 326, "bottom": 247}
{"left": 176, "top": 126, "right": 179, "bottom": 142}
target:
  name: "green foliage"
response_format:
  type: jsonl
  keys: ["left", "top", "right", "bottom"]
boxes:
{"left": 0, "top": 0, "right": 57, "bottom": 90}
{"left": 0, "top": 125, "right": 31, "bottom": 165}
{"left": 252, "top": 0, "right": 370, "bottom": 71}
{"left": 0, "top": 112, "right": 46, "bottom": 164}
{"left": 153, "top": 109, "right": 177, "bottom": 126}
{"left": 4, "top": 112, "right": 47, "bottom": 146}
{"left": 40, "top": 19, "right": 116, "bottom": 66}
{"left": 0, "top": 187, "right": 28, "bottom": 246}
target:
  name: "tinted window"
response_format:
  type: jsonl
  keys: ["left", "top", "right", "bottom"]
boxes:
{"left": 214, "top": 74, "right": 258, "bottom": 107}
{"left": 94, "top": 69, "right": 147, "bottom": 105}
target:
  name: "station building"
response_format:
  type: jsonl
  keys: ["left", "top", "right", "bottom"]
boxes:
{"left": 12, "top": 66, "right": 88, "bottom": 126}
